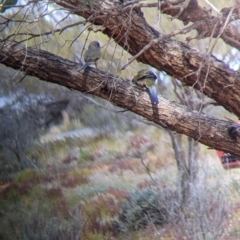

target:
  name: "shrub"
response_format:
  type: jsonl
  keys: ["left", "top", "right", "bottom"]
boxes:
{"left": 0, "top": 201, "right": 82, "bottom": 240}
{"left": 81, "top": 191, "right": 123, "bottom": 238}
{"left": 61, "top": 176, "right": 89, "bottom": 188}
{"left": 78, "top": 148, "right": 93, "bottom": 163}
{"left": 44, "top": 187, "right": 69, "bottom": 217}
{"left": 14, "top": 168, "right": 40, "bottom": 184}
{"left": 117, "top": 189, "right": 167, "bottom": 232}
{"left": 66, "top": 168, "right": 92, "bottom": 185}
{"left": 83, "top": 231, "right": 112, "bottom": 240}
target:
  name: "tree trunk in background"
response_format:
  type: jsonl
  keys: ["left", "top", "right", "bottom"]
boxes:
{"left": 169, "top": 131, "right": 200, "bottom": 205}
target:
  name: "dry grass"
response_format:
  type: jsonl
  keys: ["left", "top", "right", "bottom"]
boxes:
{"left": 1, "top": 124, "right": 240, "bottom": 239}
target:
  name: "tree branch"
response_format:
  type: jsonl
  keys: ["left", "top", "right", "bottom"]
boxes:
{"left": 160, "top": 0, "right": 240, "bottom": 50}
{"left": 0, "top": 40, "right": 239, "bottom": 156}
{"left": 52, "top": 0, "right": 240, "bottom": 118}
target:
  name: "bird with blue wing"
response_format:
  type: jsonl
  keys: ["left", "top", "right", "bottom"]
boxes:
{"left": 132, "top": 69, "right": 159, "bottom": 105}
{"left": 79, "top": 41, "right": 101, "bottom": 72}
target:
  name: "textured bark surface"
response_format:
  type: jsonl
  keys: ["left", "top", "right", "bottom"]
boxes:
{"left": 53, "top": 0, "right": 240, "bottom": 117}
{"left": 160, "top": 0, "right": 240, "bottom": 50}
{"left": 1, "top": 40, "right": 239, "bottom": 155}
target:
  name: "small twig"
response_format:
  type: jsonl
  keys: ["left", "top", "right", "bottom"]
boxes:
{"left": 140, "top": 156, "right": 155, "bottom": 180}
{"left": 208, "top": 6, "right": 235, "bottom": 54}
{"left": 15, "top": 73, "right": 27, "bottom": 84}
{"left": 121, "top": 21, "right": 202, "bottom": 70}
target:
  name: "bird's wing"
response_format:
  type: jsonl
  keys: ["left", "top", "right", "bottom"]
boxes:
{"left": 84, "top": 49, "right": 101, "bottom": 63}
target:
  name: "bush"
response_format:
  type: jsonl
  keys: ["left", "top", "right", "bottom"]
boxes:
{"left": 0, "top": 200, "right": 82, "bottom": 240}
{"left": 14, "top": 168, "right": 43, "bottom": 184}
{"left": 117, "top": 189, "right": 167, "bottom": 232}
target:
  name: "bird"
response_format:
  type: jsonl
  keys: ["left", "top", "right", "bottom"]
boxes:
{"left": 78, "top": 41, "right": 101, "bottom": 72}
{"left": 132, "top": 69, "right": 159, "bottom": 104}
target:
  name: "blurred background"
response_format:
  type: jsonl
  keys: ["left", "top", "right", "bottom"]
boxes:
{"left": 1, "top": 0, "right": 240, "bottom": 239}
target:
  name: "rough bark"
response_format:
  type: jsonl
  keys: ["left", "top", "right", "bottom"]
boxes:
{"left": 160, "top": 0, "right": 240, "bottom": 50}
{"left": 52, "top": 0, "right": 240, "bottom": 118}
{"left": 1, "top": 40, "right": 239, "bottom": 155}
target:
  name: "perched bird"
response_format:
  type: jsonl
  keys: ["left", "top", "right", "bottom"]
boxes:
{"left": 132, "top": 69, "right": 159, "bottom": 104}
{"left": 79, "top": 41, "right": 101, "bottom": 72}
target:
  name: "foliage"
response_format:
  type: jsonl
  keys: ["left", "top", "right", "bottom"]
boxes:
{"left": 0, "top": 200, "right": 82, "bottom": 240}
{"left": 83, "top": 231, "right": 112, "bottom": 240}
{"left": 117, "top": 188, "right": 167, "bottom": 232}
{"left": 14, "top": 168, "right": 41, "bottom": 184}
{"left": 61, "top": 168, "right": 91, "bottom": 188}
{"left": 0, "top": 101, "right": 40, "bottom": 170}
{"left": 68, "top": 167, "right": 92, "bottom": 179}
{"left": 0, "top": 96, "right": 68, "bottom": 171}
{"left": 165, "top": 173, "right": 233, "bottom": 240}
{"left": 81, "top": 190, "right": 126, "bottom": 239}
{"left": 0, "top": 169, "right": 83, "bottom": 239}
{"left": 78, "top": 147, "right": 93, "bottom": 163}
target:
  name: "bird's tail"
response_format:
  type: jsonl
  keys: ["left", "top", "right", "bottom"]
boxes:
{"left": 147, "top": 86, "right": 158, "bottom": 105}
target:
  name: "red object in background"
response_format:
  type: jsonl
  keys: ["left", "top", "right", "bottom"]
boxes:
{"left": 217, "top": 150, "right": 240, "bottom": 169}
